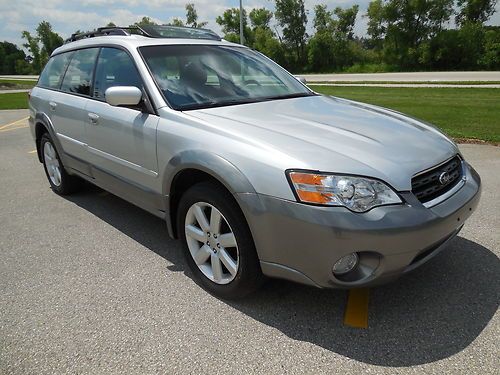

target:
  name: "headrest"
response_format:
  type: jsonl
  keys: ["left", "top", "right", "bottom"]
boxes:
{"left": 180, "top": 61, "right": 207, "bottom": 86}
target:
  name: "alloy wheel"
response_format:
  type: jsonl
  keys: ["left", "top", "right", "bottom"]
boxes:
{"left": 43, "top": 141, "right": 62, "bottom": 187}
{"left": 184, "top": 202, "right": 239, "bottom": 284}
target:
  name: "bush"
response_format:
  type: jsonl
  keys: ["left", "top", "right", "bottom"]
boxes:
{"left": 479, "top": 27, "right": 500, "bottom": 69}
{"left": 343, "top": 63, "right": 399, "bottom": 73}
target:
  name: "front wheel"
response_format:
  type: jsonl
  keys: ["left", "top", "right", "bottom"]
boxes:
{"left": 177, "top": 182, "right": 264, "bottom": 299}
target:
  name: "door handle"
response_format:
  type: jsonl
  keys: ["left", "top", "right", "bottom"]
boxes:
{"left": 49, "top": 101, "right": 57, "bottom": 111}
{"left": 88, "top": 113, "right": 99, "bottom": 125}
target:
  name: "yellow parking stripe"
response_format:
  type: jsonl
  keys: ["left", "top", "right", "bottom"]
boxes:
{"left": 344, "top": 288, "right": 370, "bottom": 328}
{"left": 0, "top": 116, "right": 29, "bottom": 130}
{"left": 28, "top": 150, "right": 37, "bottom": 154}
{"left": 0, "top": 124, "right": 28, "bottom": 133}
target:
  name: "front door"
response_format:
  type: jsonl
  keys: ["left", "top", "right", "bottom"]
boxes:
{"left": 84, "top": 47, "right": 160, "bottom": 203}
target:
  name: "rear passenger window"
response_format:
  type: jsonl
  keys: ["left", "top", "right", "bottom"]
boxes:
{"left": 93, "top": 48, "right": 143, "bottom": 100}
{"left": 38, "top": 53, "right": 72, "bottom": 89}
{"left": 60, "top": 48, "right": 99, "bottom": 96}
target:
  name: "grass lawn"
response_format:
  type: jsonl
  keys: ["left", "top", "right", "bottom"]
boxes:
{"left": 0, "top": 79, "right": 37, "bottom": 90}
{"left": 313, "top": 86, "right": 500, "bottom": 143}
{"left": 1, "top": 87, "right": 498, "bottom": 143}
{"left": 0, "top": 92, "right": 29, "bottom": 110}
{"left": 309, "top": 81, "right": 500, "bottom": 85}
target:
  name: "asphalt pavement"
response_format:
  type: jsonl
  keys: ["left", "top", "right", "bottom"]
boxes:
{"left": 0, "top": 110, "right": 499, "bottom": 374}
{"left": 3, "top": 72, "right": 500, "bottom": 83}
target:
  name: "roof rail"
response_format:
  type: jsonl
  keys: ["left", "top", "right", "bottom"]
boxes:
{"left": 64, "top": 26, "right": 151, "bottom": 44}
{"left": 64, "top": 25, "right": 221, "bottom": 44}
{"left": 140, "top": 25, "right": 221, "bottom": 41}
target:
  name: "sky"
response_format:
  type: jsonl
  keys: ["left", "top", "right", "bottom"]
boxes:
{"left": 1, "top": 0, "right": 499, "bottom": 48}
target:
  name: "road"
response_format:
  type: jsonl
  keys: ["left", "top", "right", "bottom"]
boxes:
{"left": 303, "top": 71, "right": 500, "bottom": 82}
{"left": 0, "top": 89, "right": 31, "bottom": 94}
{"left": 0, "top": 110, "right": 499, "bottom": 374}
{"left": 0, "top": 75, "right": 38, "bottom": 81}
{"left": 3, "top": 72, "right": 500, "bottom": 83}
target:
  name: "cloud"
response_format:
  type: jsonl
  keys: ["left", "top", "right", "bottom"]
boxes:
{"left": 1, "top": 0, "right": 498, "bottom": 49}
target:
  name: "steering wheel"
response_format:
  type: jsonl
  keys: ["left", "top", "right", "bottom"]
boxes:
{"left": 243, "top": 79, "right": 261, "bottom": 86}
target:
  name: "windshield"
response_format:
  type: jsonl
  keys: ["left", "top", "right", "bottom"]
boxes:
{"left": 139, "top": 45, "right": 314, "bottom": 110}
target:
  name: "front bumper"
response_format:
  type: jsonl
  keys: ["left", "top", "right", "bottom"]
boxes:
{"left": 237, "top": 162, "right": 481, "bottom": 288}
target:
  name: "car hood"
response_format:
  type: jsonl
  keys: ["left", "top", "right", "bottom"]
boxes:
{"left": 185, "top": 95, "right": 458, "bottom": 191}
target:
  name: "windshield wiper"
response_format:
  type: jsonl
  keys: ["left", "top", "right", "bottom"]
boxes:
{"left": 180, "top": 92, "right": 316, "bottom": 111}
{"left": 261, "top": 92, "right": 317, "bottom": 101}
{"left": 180, "top": 98, "right": 263, "bottom": 111}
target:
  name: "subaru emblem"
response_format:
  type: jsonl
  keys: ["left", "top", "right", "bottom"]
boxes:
{"left": 439, "top": 171, "right": 450, "bottom": 185}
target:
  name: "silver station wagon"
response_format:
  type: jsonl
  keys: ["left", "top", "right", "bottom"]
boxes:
{"left": 29, "top": 26, "right": 481, "bottom": 298}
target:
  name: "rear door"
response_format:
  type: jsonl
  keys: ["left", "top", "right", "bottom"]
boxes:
{"left": 52, "top": 48, "right": 99, "bottom": 163}
{"left": 85, "top": 47, "right": 159, "bottom": 193}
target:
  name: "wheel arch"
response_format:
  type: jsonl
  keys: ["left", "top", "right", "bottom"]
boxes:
{"left": 163, "top": 151, "right": 257, "bottom": 239}
{"left": 34, "top": 113, "right": 64, "bottom": 164}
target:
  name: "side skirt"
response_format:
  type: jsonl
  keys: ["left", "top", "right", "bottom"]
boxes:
{"left": 64, "top": 153, "right": 167, "bottom": 220}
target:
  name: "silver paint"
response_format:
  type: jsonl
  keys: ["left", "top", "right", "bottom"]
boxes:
{"left": 29, "top": 34, "right": 481, "bottom": 288}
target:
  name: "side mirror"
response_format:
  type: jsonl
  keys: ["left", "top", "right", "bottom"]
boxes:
{"left": 105, "top": 86, "right": 143, "bottom": 107}
{"left": 295, "top": 76, "right": 307, "bottom": 85}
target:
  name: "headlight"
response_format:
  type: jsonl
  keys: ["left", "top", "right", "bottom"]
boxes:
{"left": 287, "top": 171, "right": 402, "bottom": 212}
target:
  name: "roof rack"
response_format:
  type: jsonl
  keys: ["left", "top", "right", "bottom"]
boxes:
{"left": 64, "top": 26, "right": 151, "bottom": 44}
{"left": 140, "top": 25, "right": 221, "bottom": 41}
{"left": 64, "top": 25, "right": 221, "bottom": 44}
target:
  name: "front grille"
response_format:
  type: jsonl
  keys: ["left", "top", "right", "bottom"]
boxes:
{"left": 411, "top": 156, "right": 463, "bottom": 203}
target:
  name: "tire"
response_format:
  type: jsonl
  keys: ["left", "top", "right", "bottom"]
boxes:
{"left": 177, "top": 181, "right": 264, "bottom": 299}
{"left": 40, "top": 133, "right": 83, "bottom": 195}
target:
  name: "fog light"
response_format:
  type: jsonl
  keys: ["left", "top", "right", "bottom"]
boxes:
{"left": 332, "top": 253, "right": 359, "bottom": 275}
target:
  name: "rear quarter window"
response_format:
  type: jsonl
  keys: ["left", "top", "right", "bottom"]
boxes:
{"left": 38, "top": 52, "right": 73, "bottom": 89}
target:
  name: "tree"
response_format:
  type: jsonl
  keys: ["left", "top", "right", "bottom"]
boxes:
{"left": 21, "top": 21, "right": 64, "bottom": 73}
{"left": 216, "top": 8, "right": 247, "bottom": 35}
{"left": 169, "top": 18, "right": 185, "bottom": 27}
{"left": 366, "top": 0, "right": 386, "bottom": 49}
{"left": 246, "top": 8, "right": 284, "bottom": 64}
{"left": 36, "top": 21, "right": 64, "bottom": 57}
{"left": 333, "top": 5, "right": 359, "bottom": 40}
{"left": 366, "top": 0, "right": 454, "bottom": 67}
{"left": 132, "top": 16, "right": 157, "bottom": 27}
{"left": 249, "top": 8, "right": 273, "bottom": 29}
{"left": 308, "top": 4, "right": 359, "bottom": 72}
{"left": 275, "top": 0, "right": 308, "bottom": 69}
{"left": 479, "top": 26, "right": 500, "bottom": 68}
{"left": 21, "top": 30, "right": 42, "bottom": 74}
{"left": 216, "top": 8, "right": 253, "bottom": 44}
{"left": 312, "top": 4, "right": 331, "bottom": 32}
{"left": 0, "top": 42, "right": 27, "bottom": 74}
{"left": 418, "top": 26, "right": 483, "bottom": 69}
{"left": 456, "top": 0, "right": 498, "bottom": 26}
{"left": 185, "top": 3, "right": 208, "bottom": 28}
{"left": 253, "top": 27, "right": 285, "bottom": 64}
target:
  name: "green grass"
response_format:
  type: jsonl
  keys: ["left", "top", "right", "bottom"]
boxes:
{"left": 309, "top": 81, "right": 500, "bottom": 85}
{"left": 0, "top": 79, "right": 37, "bottom": 90}
{"left": 313, "top": 86, "right": 500, "bottom": 143}
{"left": 0, "top": 92, "right": 29, "bottom": 110}
{"left": 1, "top": 87, "right": 499, "bottom": 143}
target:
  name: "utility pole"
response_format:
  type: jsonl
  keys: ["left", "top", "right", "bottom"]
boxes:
{"left": 239, "top": 0, "right": 244, "bottom": 45}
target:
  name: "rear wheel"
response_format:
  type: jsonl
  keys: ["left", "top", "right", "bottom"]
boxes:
{"left": 177, "top": 181, "right": 263, "bottom": 299}
{"left": 41, "top": 133, "right": 83, "bottom": 195}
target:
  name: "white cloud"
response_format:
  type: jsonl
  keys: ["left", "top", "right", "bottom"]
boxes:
{"left": 1, "top": 0, "right": 498, "bottom": 50}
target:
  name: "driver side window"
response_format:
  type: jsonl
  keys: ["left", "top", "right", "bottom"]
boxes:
{"left": 93, "top": 48, "right": 143, "bottom": 100}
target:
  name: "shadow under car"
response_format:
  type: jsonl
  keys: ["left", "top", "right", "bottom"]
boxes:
{"left": 65, "top": 185, "right": 499, "bottom": 367}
